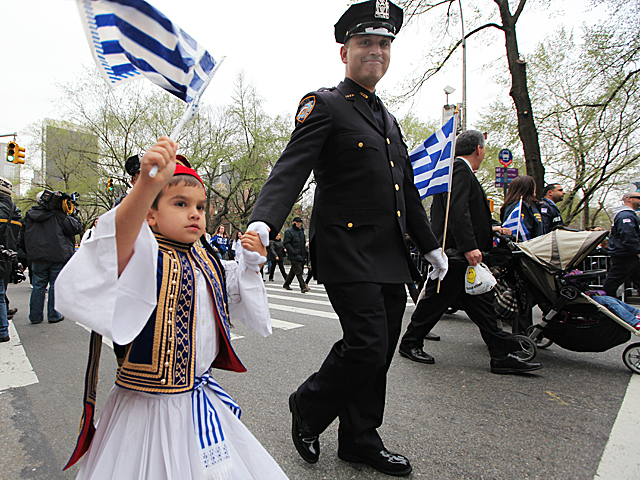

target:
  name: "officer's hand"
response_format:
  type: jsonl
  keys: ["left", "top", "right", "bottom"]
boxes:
{"left": 464, "top": 249, "right": 482, "bottom": 266}
{"left": 424, "top": 248, "right": 448, "bottom": 281}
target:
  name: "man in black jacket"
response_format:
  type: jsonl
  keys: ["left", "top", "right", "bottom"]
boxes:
{"left": 246, "top": 1, "right": 447, "bottom": 475}
{"left": 540, "top": 183, "right": 565, "bottom": 232}
{"left": 399, "top": 130, "right": 543, "bottom": 375}
{"left": 268, "top": 232, "right": 287, "bottom": 281}
{"left": 283, "top": 217, "right": 309, "bottom": 292}
{"left": 0, "top": 178, "right": 22, "bottom": 343}
{"left": 602, "top": 192, "right": 640, "bottom": 297}
{"left": 20, "top": 191, "right": 82, "bottom": 324}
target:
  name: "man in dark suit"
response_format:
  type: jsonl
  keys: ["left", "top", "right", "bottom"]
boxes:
{"left": 246, "top": 1, "right": 447, "bottom": 475}
{"left": 398, "top": 130, "right": 543, "bottom": 375}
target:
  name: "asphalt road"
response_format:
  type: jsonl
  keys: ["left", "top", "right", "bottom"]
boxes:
{"left": 1, "top": 273, "right": 638, "bottom": 480}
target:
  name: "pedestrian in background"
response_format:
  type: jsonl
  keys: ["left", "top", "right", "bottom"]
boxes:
{"left": 113, "top": 154, "right": 142, "bottom": 207}
{"left": 268, "top": 232, "right": 287, "bottom": 281}
{"left": 0, "top": 177, "right": 22, "bottom": 343}
{"left": 209, "top": 224, "right": 230, "bottom": 260}
{"left": 602, "top": 192, "right": 640, "bottom": 298}
{"left": 282, "top": 217, "right": 309, "bottom": 293}
{"left": 20, "top": 190, "right": 82, "bottom": 325}
{"left": 229, "top": 230, "right": 242, "bottom": 260}
{"left": 500, "top": 175, "right": 544, "bottom": 239}
{"left": 540, "top": 183, "right": 565, "bottom": 232}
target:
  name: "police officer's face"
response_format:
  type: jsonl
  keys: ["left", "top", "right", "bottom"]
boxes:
{"left": 341, "top": 35, "right": 391, "bottom": 91}
{"left": 551, "top": 186, "right": 565, "bottom": 203}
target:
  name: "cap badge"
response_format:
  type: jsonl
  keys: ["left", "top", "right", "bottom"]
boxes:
{"left": 375, "top": 0, "right": 390, "bottom": 19}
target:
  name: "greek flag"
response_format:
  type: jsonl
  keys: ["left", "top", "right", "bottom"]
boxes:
{"left": 76, "top": 0, "right": 216, "bottom": 103}
{"left": 502, "top": 198, "right": 530, "bottom": 242}
{"left": 410, "top": 115, "right": 457, "bottom": 199}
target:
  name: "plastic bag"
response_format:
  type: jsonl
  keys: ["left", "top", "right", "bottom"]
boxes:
{"left": 464, "top": 263, "right": 496, "bottom": 295}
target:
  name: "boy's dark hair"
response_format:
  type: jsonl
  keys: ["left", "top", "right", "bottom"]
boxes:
{"left": 151, "top": 174, "right": 204, "bottom": 210}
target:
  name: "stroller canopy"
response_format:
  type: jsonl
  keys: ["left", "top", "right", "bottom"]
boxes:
{"left": 516, "top": 228, "right": 608, "bottom": 274}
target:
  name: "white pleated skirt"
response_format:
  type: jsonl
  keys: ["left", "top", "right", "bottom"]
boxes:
{"left": 76, "top": 386, "right": 288, "bottom": 480}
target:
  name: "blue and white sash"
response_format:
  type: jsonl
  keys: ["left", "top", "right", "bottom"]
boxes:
{"left": 192, "top": 374, "right": 242, "bottom": 480}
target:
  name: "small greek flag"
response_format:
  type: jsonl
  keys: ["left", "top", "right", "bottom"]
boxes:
{"left": 76, "top": 0, "right": 216, "bottom": 103}
{"left": 410, "top": 115, "right": 457, "bottom": 199}
{"left": 502, "top": 198, "right": 530, "bottom": 242}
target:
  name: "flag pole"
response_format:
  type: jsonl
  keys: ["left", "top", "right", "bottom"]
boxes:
{"left": 149, "top": 57, "right": 226, "bottom": 177}
{"left": 436, "top": 114, "right": 458, "bottom": 294}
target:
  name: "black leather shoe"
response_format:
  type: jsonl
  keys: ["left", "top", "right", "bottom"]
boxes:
{"left": 338, "top": 448, "right": 412, "bottom": 476}
{"left": 289, "top": 392, "right": 319, "bottom": 463}
{"left": 0, "top": 335, "right": 9, "bottom": 343}
{"left": 490, "top": 354, "right": 542, "bottom": 374}
{"left": 424, "top": 332, "right": 440, "bottom": 341}
{"left": 398, "top": 345, "right": 435, "bottom": 364}
{"left": 48, "top": 315, "right": 65, "bottom": 324}
{"left": 283, "top": 284, "right": 292, "bottom": 291}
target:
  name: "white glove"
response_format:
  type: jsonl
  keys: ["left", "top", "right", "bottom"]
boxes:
{"left": 424, "top": 248, "right": 449, "bottom": 281}
{"left": 247, "top": 221, "right": 270, "bottom": 247}
{"left": 237, "top": 243, "right": 266, "bottom": 272}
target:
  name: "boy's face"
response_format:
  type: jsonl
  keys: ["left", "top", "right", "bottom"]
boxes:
{"left": 146, "top": 183, "right": 206, "bottom": 244}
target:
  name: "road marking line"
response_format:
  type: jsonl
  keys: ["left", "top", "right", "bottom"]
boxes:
{"left": 268, "top": 303, "right": 338, "bottom": 320}
{"left": 270, "top": 318, "right": 304, "bottom": 330}
{"left": 0, "top": 321, "right": 39, "bottom": 391}
{"left": 267, "top": 292, "right": 332, "bottom": 306}
{"left": 76, "top": 323, "right": 114, "bottom": 349}
{"left": 594, "top": 373, "right": 640, "bottom": 479}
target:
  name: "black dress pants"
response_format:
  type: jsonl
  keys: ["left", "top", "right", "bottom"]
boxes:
{"left": 603, "top": 255, "right": 640, "bottom": 298}
{"left": 400, "top": 260, "right": 519, "bottom": 358}
{"left": 296, "top": 282, "right": 406, "bottom": 454}
{"left": 284, "top": 260, "right": 306, "bottom": 290}
{"left": 268, "top": 259, "right": 286, "bottom": 280}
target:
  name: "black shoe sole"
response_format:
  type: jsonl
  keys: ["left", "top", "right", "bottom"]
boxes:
{"left": 491, "top": 365, "right": 543, "bottom": 375}
{"left": 0, "top": 336, "right": 9, "bottom": 343}
{"left": 289, "top": 393, "right": 319, "bottom": 464}
{"left": 338, "top": 450, "right": 413, "bottom": 477}
{"left": 398, "top": 348, "right": 435, "bottom": 364}
{"left": 48, "top": 317, "right": 64, "bottom": 324}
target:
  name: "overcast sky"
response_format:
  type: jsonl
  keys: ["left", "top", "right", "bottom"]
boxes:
{"left": 1, "top": 0, "right": 602, "bottom": 152}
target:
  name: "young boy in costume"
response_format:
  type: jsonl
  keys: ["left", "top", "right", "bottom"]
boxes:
{"left": 56, "top": 137, "right": 287, "bottom": 479}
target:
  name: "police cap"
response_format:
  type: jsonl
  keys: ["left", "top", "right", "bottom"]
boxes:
{"left": 334, "top": 0, "right": 403, "bottom": 44}
{"left": 125, "top": 154, "right": 141, "bottom": 176}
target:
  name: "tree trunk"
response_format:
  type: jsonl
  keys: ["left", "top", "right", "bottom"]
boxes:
{"left": 495, "top": 0, "right": 545, "bottom": 197}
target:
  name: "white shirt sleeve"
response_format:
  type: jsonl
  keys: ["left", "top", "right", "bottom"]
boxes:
{"left": 222, "top": 249, "right": 272, "bottom": 337}
{"left": 54, "top": 206, "right": 158, "bottom": 345}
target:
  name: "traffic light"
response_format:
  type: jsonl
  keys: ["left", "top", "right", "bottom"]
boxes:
{"left": 6, "top": 142, "right": 15, "bottom": 162}
{"left": 13, "top": 144, "right": 25, "bottom": 164}
{"left": 107, "top": 178, "right": 114, "bottom": 191}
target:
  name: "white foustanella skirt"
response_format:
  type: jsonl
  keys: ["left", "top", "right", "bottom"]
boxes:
{"left": 76, "top": 385, "right": 288, "bottom": 480}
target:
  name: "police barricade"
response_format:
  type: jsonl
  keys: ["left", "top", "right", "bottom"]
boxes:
{"left": 577, "top": 252, "right": 610, "bottom": 289}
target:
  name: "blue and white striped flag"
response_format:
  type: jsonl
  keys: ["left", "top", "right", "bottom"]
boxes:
{"left": 502, "top": 198, "right": 530, "bottom": 242}
{"left": 76, "top": 0, "right": 216, "bottom": 103}
{"left": 410, "top": 115, "right": 457, "bottom": 199}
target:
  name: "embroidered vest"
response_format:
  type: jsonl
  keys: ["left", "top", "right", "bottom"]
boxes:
{"left": 115, "top": 233, "right": 246, "bottom": 394}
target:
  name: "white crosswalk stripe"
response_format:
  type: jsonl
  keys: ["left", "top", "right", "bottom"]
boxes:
{"left": 0, "top": 321, "right": 38, "bottom": 391}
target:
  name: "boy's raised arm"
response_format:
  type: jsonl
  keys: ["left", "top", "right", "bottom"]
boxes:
{"left": 116, "top": 137, "right": 177, "bottom": 275}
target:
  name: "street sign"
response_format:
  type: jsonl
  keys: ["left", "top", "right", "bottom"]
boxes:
{"left": 495, "top": 167, "right": 518, "bottom": 185}
{"left": 498, "top": 149, "right": 513, "bottom": 167}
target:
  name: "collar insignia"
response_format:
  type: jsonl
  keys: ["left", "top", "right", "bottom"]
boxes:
{"left": 345, "top": 93, "right": 355, "bottom": 98}
{"left": 359, "top": 91, "right": 369, "bottom": 99}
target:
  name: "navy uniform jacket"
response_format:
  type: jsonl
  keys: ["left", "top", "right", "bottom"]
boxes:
{"left": 540, "top": 198, "right": 564, "bottom": 232}
{"left": 249, "top": 79, "right": 439, "bottom": 284}
{"left": 608, "top": 207, "right": 640, "bottom": 257}
{"left": 431, "top": 158, "right": 493, "bottom": 257}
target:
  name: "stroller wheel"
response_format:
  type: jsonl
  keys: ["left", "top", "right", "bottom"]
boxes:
{"left": 622, "top": 343, "right": 640, "bottom": 374}
{"left": 513, "top": 334, "right": 538, "bottom": 362}
{"left": 524, "top": 325, "right": 553, "bottom": 350}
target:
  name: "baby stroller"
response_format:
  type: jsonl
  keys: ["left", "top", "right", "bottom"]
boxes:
{"left": 498, "top": 228, "right": 640, "bottom": 373}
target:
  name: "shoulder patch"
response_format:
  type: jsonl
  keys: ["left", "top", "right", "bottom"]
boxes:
{"left": 296, "top": 96, "right": 316, "bottom": 123}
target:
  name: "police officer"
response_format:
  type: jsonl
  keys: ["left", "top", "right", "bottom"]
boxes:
{"left": 113, "top": 154, "right": 141, "bottom": 207}
{"left": 247, "top": 1, "right": 446, "bottom": 476}
{"left": 540, "top": 183, "right": 565, "bottom": 232}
